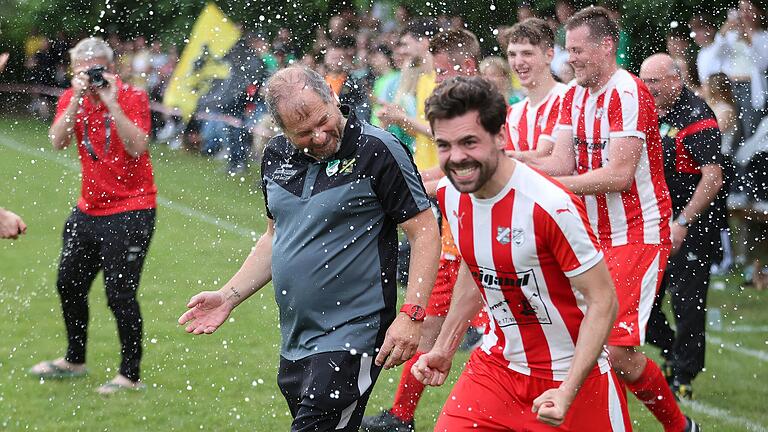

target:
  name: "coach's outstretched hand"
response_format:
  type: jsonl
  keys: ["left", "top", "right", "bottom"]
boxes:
{"left": 410, "top": 349, "right": 453, "bottom": 386}
{"left": 178, "top": 290, "right": 235, "bottom": 335}
{"left": 0, "top": 208, "right": 27, "bottom": 240}
{"left": 532, "top": 386, "right": 574, "bottom": 427}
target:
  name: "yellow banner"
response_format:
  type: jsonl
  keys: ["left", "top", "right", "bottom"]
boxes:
{"left": 163, "top": 3, "right": 241, "bottom": 121}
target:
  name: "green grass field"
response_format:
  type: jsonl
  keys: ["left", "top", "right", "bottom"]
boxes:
{"left": 1, "top": 117, "right": 766, "bottom": 431}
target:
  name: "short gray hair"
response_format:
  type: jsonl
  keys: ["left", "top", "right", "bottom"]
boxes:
{"left": 264, "top": 66, "right": 334, "bottom": 130}
{"left": 69, "top": 37, "right": 114, "bottom": 63}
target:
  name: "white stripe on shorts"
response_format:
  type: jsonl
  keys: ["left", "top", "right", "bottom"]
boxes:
{"left": 607, "top": 372, "right": 627, "bottom": 432}
{"left": 637, "top": 249, "right": 662, "bottom": 344}
{"left": 335, "top": 355, "right": 374, "bottom": 430}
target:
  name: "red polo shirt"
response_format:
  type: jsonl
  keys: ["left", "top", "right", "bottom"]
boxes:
{"left": 54, "top": 78, "right": 157, "bottom": 216}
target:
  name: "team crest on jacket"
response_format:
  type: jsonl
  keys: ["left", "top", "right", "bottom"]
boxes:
{"left": 496, "top": 226, "right": 511, "bottom": 245}
{"left": 512, "top": 228, "right": 525, "bottom": 246}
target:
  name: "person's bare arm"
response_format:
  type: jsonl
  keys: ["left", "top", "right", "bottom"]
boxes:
{"left": 532, "top": 261, "right": 617, "bottom": 425}
{"left": 411, "top": 261, "right": 484, "bottom": 386}
{"left": 49, "top": 73, "right": 87, "bottom": 150}
{"left": 556, "top": 136, "right": 643, "bottom": 195}
{"left": 99, "top": 73, "right": 149, "bottom": 157}
{"left": 523, "top": 128, "right": 577, "bottom": 176}
{"left": 375, "top": 209, "right": 440, "bottom": 369}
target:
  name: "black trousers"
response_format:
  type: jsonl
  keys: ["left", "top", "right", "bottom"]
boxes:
{"left": 278, "top": 351, "right": 382, "bottom": 432}
{"left": 646, "top": 223, "right": 718, "bottom": 383}
{"left": 56, "top": 208, "right": 155, "bottom": 382}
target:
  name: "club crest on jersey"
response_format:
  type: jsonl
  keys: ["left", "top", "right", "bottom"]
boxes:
{"left": 512, "top": 228, "right": 525, "bottom": 246}
{"left": 594, "top": 107, "right": 605, "bottom": 119}
{"left": 496, "top": 226, "right": 511, "bottom": 245}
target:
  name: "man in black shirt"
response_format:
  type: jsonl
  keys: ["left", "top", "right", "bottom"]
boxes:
{"left": 640, "top": 53, "right": 724, "bottom": 399}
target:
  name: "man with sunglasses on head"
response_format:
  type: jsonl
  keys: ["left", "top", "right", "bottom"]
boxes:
{"left": 30, "top": 37, "right": 156, "bottom": 395}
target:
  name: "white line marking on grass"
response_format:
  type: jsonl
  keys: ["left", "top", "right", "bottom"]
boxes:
{"left": 0, "top": 134, "right": 256, "bottom": 239}
{"left": 709, "top": 336, "right": 768, "bottom": 362}
{"left": 682, "top": 400, "right": 768, "bottom": 432}
{"left": 719, "top": 325, "right": 768, "bottom": 334}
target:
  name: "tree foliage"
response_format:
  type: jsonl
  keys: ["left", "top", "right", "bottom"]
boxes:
{"left": 0, "top": 0, "right": 742, "bottom": 73}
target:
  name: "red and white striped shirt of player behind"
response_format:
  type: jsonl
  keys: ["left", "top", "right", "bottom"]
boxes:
{"left": 437, "top": 163, "right": 612, "bottom": 381}
{"left": 505, "top": 83, "right": 569, "bottom": 152}
{"left": 555, "top": 69, "right": 672, "bottom": 248}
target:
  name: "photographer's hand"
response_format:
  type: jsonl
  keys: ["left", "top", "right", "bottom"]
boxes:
{"left": 98, "top": 72, "right": 150, "bottom": 158}
{"left": 97, "top": 73, "right": 119, "bottom": 107}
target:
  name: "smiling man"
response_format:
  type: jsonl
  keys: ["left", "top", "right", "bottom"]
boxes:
{"left": 412, "top": 76, "right": 629, "bottom": 431}
{"left": 179, "top": 66, "right": 440, "bottom": 432}
{"left": 521, "top": 7, "right": 699, "bottom": 432}
{"left": 503, "top": 18, "right": 568, "bottom": 157}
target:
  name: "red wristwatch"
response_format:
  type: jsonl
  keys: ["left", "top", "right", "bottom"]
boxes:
{"left": 400, "top": 303, "right": 426, "bottom": 321}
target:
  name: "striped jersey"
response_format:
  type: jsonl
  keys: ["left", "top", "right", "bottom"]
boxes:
{"left": 437, "top": 163, "right": 611, "bottom": 381}
{"left": 555, "top": 69, "right": 671, "bottom": 247}
{"left": 505, "top": 83, "right": 568, "bottom": 152}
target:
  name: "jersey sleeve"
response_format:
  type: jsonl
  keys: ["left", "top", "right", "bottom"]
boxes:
{"left": 372, "top": 136, "right": 432, "bottom": 223}
{"left": 554, "top": 86, "right": 576, "bottom": 132}
{"left": 534, "top": 194, "right": 603, "bottom": 278}
{"left": 539, "top": 94, "right": 562, "bottom": 143}
{"left": 607, "top": 84, "right": 646, "bottom": 140}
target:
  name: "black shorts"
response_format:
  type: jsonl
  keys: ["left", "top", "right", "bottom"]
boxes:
{"left": 277, "top": 351, "right": 382, "bottom": 432}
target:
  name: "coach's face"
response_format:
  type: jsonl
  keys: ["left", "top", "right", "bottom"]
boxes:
{"left": 435, "top": 111, "right": 506, "bottom": 196}
{"left": 281, "top": 88, "right": 345, "bottom": 160}
{"left": 566, "top": 25, "right": 611, "bottom": 89}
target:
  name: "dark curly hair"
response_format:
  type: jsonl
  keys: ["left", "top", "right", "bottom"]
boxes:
{"left": 425, "top": 76, "right": 507, "bottom": 135}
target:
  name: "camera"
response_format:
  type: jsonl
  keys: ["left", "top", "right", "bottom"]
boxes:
{"left": 86, "top": 65, "right": 108, "bottom": 88}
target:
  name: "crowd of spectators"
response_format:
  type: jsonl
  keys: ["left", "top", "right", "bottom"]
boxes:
{"left": 16, "top": 0, "right": 768, "bottom": 274}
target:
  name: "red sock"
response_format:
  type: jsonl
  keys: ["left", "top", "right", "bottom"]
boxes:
{"left": 625, "top": 358, "right": 688, "bottom": 432}
{"left": 390, "top": 352, "right": 426, "bottom": 422}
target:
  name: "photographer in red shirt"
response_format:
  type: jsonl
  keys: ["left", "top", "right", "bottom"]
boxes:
{"left": 30, "top": 37, "right": 156, "bottom": 394}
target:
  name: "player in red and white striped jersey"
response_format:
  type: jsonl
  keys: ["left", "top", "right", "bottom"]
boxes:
{"left": 521, "top": 7, "right": 698, "bottom": 432}
{"left": 503, "top": 18, "right": 569, "bottom": 156}
{"left": 412, "top": 76, "right": 630, "bottom": 431}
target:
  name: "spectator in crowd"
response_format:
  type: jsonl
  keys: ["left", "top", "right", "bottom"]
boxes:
{"left": 377, "top": 19, "right": 438, "bottom": 171}
{"left": 30, "top": 37, "right": 157, "bottom": 395}
{"left": 666, "top": 28, "right": 698, "bottom": 90}
{"left": 324, "top": 35, "right": 372, "bottom": 122}
{"left": 640, "top": 53, "right": 724, "bottom": 400}
{"left": 552, "top": 0, "right": 576, "bottom": 79}
{"left": 479, "top": 56, "right": 524, "bottom": 105}
{"left": 179, "top": 66, "right": 440, "bottom": 432}
{"left": 369, "top": 44, "right": 415, "bottom": 151}
{"left": 690, "top": 13, "right": 763, "bottom": 140}
{"left": 705, "top": 73, "right": 739, "bottom": 275}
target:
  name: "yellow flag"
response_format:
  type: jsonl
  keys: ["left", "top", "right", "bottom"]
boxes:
{"left": 163, "top": 3, "right": 241, "bottom": 121}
